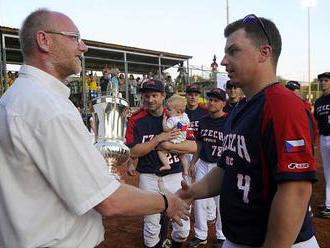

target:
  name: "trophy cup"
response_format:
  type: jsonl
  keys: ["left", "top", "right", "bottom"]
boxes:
{"left": 92, "top": 81, "right": 130, "bottom": 179}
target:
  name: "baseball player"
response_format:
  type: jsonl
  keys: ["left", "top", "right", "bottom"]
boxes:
{"left": 188, "top": 88, "right": 227, "bottom": 248}
{"left": 178, "top": 15, "right": 319, "bottom": 248}
{"left": 126, "top": 79, "right": 196, "bottom": 248}
{"left": 223, "top": 80, "right": 241, "bottom": 113}
{"left": 185, "top": 84, "right": 208, "bottom": 136}
{"left": 185, "top": 84, "right": 216, "bottom": 222}
{"left": 314, "top": 72, "right": 330, "bottom": 218}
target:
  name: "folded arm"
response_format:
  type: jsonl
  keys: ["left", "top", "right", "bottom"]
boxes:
{"left": 157, "top": 140, "right": 197, "bottom": 154}
{"left": 130, "top": 129, "right": 179, "bottom": 158}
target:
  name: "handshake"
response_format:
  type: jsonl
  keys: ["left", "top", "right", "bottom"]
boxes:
{"left": 161, "top": 180, "right": 194, "bottom": 226}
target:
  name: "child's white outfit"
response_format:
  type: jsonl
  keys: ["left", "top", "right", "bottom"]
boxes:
{"left": 166, "top": 113, "right": 190, "bottom": 144}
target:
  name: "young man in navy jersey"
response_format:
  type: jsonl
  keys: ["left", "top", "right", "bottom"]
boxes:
{"left": 314, "top": 72, "right": 330, "bottom": 218}
{"left": 185, "top": 84, "right": 208, "bottom": 134}
{"left": 126, "top": 79, "right": 197, "bottom": 248}
{"left": 188, "top": 88, "right": 227, "bottom": 248}
{"left": 185, "top": 84, "right": 217, "bottom": 223}
{"left": 178, "top": 14, "right": 318, "bottom": 248}
{"left": 223, "top": 80, "right": 241, "bottom": 114}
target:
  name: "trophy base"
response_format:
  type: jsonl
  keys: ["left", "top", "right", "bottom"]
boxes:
{"left": 95, "top": 139, "right": 130, "bottom": 178}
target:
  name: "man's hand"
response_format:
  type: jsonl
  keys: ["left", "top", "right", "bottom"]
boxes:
{"left": 176, "top": 180, "right": 194, "bottom": 206}
{"left": 127, "top": 163, "right": 136, "bottom": 176}
{"left": 127, "top": 158, "right": 137, "bottom": 176}
{"left": 156, "top": 129, "right": 180, "bottom": 143}
{"left": 165, "top": 192, "right": 190, "bottom": 226}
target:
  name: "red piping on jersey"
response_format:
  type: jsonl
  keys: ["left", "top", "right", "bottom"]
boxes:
{"left": 125, "top": 109, "right": 148, "bottom": 145}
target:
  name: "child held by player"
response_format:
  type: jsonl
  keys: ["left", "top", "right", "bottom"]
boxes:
{"left": 158, "top": 95, "right": 190, "bottom": 177}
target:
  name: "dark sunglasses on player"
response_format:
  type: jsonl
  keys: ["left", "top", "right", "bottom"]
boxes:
{"left": 242, "top": 14, "right": 272, "bottom": 47}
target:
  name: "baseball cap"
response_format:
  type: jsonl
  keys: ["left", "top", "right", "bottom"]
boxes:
{"left": 206, "top": 88, "right": 226, "bottom": 101}
{"left": 286, "top": 81, "right": 300, "bottom": 90}
{"left": 186, "top": 84, "right": 201, "bottom": 94}
{"left": 225, "top": 80, "right": 236, "bottom": 89}
{"left": 140, "top": 79, "right": 164, "bottom": 93}
{"left": 318, "top": 72, "right": 330, "bottom": 80}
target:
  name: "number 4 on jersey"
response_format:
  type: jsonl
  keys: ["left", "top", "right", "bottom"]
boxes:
{"left": 237, "top": 174, "right": 251, "bottom": 204}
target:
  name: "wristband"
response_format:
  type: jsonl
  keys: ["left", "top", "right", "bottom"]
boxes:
{"left": 159, "top": 192, "right": 168, "bottom": 213}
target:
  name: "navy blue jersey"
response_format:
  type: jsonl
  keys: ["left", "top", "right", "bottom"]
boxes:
{"left": 185, "top": 104, "right": 208, "bottom": 135}
{"left": 223, "top": 101, "right": 238, "bottom": 114}
{"left": 314, "top": 94, "right": 330, "bottom": 136}
{"left": 125, "top": 109, "right": 182, "bottom": 176}
{"left": 218, "top": 83, "right": 317, "bottom": 246}
{"left": 197, "top": 115, "right": 226, "bottom": 163}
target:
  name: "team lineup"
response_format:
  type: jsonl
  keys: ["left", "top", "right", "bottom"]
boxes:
{"left": 0, "top": 8, "right": 329, "bottom": 248}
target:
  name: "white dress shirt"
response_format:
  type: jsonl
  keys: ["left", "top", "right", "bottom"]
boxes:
{"left": 0, "top": 65, "right": 120, "bottom": 248}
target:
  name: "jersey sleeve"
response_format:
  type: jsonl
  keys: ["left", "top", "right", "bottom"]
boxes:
{"left": 262, "top": 88, "right": 317, "bottom": 183}
{"left": 125, "top": 117, "right": 140, "bottom": 148}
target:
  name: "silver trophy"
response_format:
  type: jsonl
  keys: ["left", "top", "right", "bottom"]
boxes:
{"left": 92, "top": 84, "right": 130, "bottom": 178}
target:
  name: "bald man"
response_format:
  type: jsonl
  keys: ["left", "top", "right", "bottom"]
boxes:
{"left": 0, "top": 9, "right": 189, "bottom": 247}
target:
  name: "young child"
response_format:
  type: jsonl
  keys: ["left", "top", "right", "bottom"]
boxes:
{"left": 158, "top": 95, "right": 190, "bottom": 176}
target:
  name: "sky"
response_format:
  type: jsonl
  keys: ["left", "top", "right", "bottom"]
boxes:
{"left": 0, "top": 0, "right": 329, "bottom": 82}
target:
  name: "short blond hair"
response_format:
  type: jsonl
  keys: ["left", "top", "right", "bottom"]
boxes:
{"left": 166, "top": 94, "right": 187, "bottom": 113}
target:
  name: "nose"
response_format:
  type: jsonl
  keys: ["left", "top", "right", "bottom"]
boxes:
{"left": 79, "top": 40, "right": 88, "bottom": 53}
{"left": 220, "top": 55, "right": 227, "bottom": 66}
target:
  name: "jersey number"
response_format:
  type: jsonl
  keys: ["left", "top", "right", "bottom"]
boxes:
{"left": 211, "top": 145, "right": 222, "bottom": 157}
{"left": 237, "top": 174, "right": 251, "bottom": 204}
{"left": 167, "top": 154, "right": 180, "bottom": 164}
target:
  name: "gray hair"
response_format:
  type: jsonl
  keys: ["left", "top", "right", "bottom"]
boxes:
{"left": 19, "top": 8, "right": 53, "bottom": 59}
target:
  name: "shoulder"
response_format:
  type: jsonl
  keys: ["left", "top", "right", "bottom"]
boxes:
{"left": 264, "top": 83, "right": 306, "bottom": 114}
{"left": 199, "top": 114, "right": 211, "bottom": 124}
{"left": 128, "top": 109, "right": 148, "bottom": 125}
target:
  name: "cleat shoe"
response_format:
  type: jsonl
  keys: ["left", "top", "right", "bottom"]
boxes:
{"left": 320, "top": 208, "right": 330, "bottom": 218}
{"left": 188, "top": 237, "right": 207, "bottom": 247}
{"left": 212, "top": 239, "right": 225, "bottom": 248}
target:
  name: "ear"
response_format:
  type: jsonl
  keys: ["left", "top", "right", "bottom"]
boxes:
{"left": 258, "top": 45, "right": 272, "bottom": 63}
{"left": 35, "top": 31, "right": 51, "bottom": 53}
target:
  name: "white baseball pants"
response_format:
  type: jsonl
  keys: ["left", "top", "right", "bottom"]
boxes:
{"left": 193, "top": 159, "right": 225, "bottom": 240}
{"left": 185, "top": 154, "right": 216, "bottom": 221}
{"left": 139, "top": 173, "right": 190, "bottom": 247}
{"left": 320, "top": 135, "right": 330, "bottom": 208}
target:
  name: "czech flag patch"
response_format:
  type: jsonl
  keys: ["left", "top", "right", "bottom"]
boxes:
{"left": 285, "top": 139, "right": 306, "bottom": 153}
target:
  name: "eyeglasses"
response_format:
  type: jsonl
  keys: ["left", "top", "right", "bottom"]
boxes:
{"left": 242, "top": 14, "right": 272, "bottom": 47}
{"left": 44, "top": 31, "right": 81, "bottom": 43}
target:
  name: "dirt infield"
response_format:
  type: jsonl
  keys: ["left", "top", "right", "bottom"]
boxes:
{"left": 97, "top": 148, "right": 329, "bottom": 248}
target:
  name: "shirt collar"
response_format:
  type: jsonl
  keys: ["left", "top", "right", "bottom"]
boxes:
{"left": 19, "top": 65, "right": 71, "bottom": 98}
